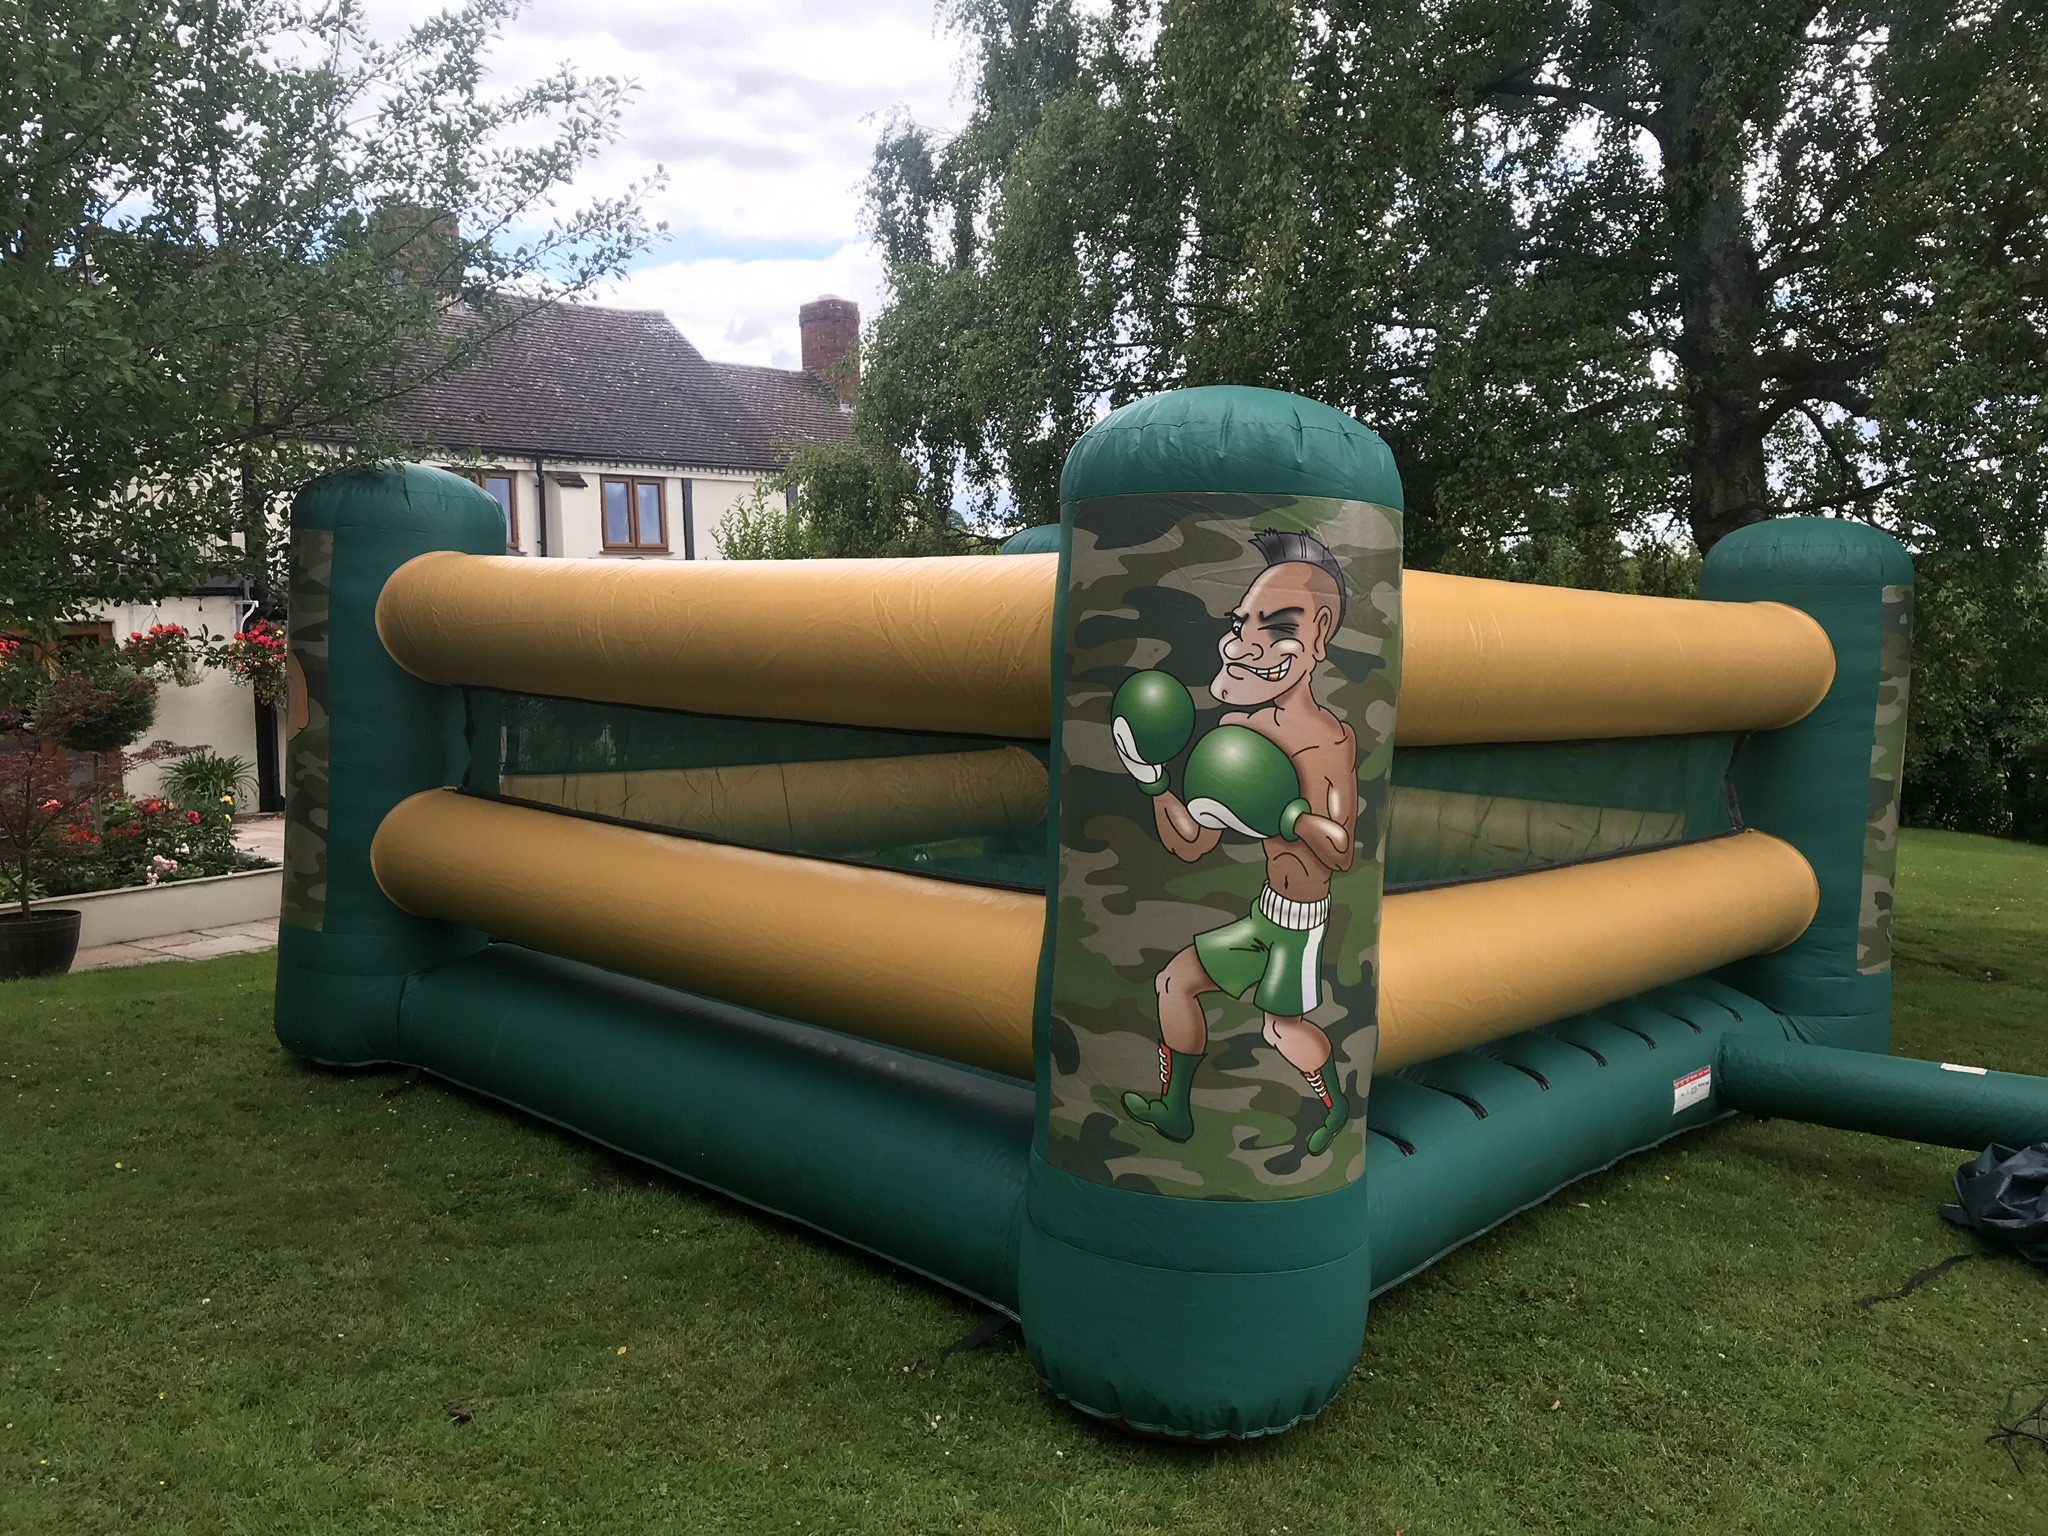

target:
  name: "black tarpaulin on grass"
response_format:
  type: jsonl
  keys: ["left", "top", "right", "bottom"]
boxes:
{"left": 1941, "top": 1143, "right": 2048, "bottom": 1265}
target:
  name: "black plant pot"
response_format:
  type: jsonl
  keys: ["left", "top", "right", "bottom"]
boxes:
{"left": 0, "top": 909, "right": 82, "bottom": 979}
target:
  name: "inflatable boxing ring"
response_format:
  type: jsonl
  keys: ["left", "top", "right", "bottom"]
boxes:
{"left": 273, "top": 386, "right": 2048, "bottom": 1439}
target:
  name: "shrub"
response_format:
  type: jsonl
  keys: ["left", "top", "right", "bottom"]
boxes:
{"left": 36, "top": 666, "right": 159, "bottom": 754}
{"left": 43, "top": 786, "right": 242, "bottom": 898}
{"left": 160, "top": 751, "right": 257, "bottom": 814}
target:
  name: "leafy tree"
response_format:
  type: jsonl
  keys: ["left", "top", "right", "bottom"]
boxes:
{"left": 721, "top": 440, "right": 991, "bottom": 559}
{"left": 0, "top": 0, "right": 663, "bottom": 629}
{"left": 852, "top": 0, "right": 2048, "bottom": 835}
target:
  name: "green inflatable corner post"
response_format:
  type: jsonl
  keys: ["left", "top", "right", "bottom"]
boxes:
{"left": 1019, "top": 386, "right": 1404, "bottom": 1438}
{"left": 1700, "top": 517, "right": 1914, "bottom": 1053}
{"left": 273, "top": 465, "right": 507, "bottom": 1065}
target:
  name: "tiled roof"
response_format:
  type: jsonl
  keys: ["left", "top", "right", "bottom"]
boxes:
{"left": 374, "top": 301, "right": 852, "bottom": 471}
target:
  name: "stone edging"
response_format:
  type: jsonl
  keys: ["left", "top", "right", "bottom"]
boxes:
{"left": 28, "top": 866, "right": 283, "bottom": 948}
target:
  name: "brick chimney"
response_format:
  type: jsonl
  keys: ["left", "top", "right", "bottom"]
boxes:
{"left": 799, "top": 295, "right": 859, "bottom": 407}
{"left": 372, "top": 201, "right": 463, "bottom": 293}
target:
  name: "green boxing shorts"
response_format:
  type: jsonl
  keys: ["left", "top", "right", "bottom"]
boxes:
{"left": 1194, "top": 886, "right": 1331, "bottom": 1019}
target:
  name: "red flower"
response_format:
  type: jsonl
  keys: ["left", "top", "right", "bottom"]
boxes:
{"left": 185, "top": 809, "right": 201, "bottom": 824}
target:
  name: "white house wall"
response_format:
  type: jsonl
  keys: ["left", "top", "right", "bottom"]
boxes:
{"left": 688, "top": 477, "right": 757, "bottom": 559}
{"left": 110, "top": 595, "right": 267, "bottom": 801}
{"left": 428, "top": 460, "right": 767, "bottom": 562}
{"left": 91, "top": 460, "right": 770, "bottom": 803}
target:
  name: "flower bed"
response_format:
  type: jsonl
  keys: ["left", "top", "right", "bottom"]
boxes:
{"left": 3, "top": 774, "right": 271, "bottom": 907}
{"left": 40, "top": 790, "right": 268, "bottom": 899}
{"left": 0, "top": 622, "right": 280, "bottom": 914}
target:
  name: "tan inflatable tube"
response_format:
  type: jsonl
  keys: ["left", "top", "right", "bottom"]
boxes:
{"left": 498, "top": 745, "right": 1047, "bottom": 855}
{"left": 1398, "top": 571, "right": 1835, "bottom": 744}
{"left": 378, "top": 551, "right": 1058, "bottom": 739}
{"left": 372, "top": 790, "right": 1042, "bottom": 1078}
{"left": 1373, "top": 830, "right": 1817, "bottom": 1071}
{"left": 378, "top": 554, "right": 1831, "bottom": 744}
{"left": 373, "top": 794, "right": 1814, "bottom": 1081}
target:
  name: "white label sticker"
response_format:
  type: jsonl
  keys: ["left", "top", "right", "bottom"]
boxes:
{"left": 1940, "top": 1062, "right": 1989, "bottom": 1075}
{"left": 1673, "top": 1066, "right": 1712, "bottom": 1114}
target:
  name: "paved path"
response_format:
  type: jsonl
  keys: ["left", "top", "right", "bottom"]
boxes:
{"left": 71, "top": 814, "right": 287, "bottom": 972}
{"left": 74, "top": 920, "right": 281, "bottom": 971}
{"left": 235, "top": 813, "right": 286, "bottom": 862}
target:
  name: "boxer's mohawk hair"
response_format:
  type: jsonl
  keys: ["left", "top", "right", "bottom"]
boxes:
{"left": 1251, "top": 529, "right": 1346, "bottom": 631}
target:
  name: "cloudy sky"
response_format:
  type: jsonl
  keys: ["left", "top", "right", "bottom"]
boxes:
{"left": 398, "top": 0, "right": 970, "bottom": 370}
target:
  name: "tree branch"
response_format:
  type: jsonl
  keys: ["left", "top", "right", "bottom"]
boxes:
{"left": 1762, "top": 374, "right": 1878, "bottom": 431}
{"left": 1474, "top": 68, "right": 1658, "bottom": 136}
{"left": 1793, "top": 402, "right": 1864, "bottom": 480}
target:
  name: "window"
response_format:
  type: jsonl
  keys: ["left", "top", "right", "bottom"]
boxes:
{"left": 601, "top": 477, "right": 668, "bottom": 553}
{"left": 458, "top": 470, "right": 518, "bottom": 548}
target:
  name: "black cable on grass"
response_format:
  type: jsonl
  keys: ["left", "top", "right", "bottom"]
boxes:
{"left": 941, "top": 1313, "right": 1014, "bottom": 1358}
{"left": 1990, "top": 1382, "right": 2048, "bottom": 1473}
{"left": 1856, "top": 1253, "right": 1974, "bottom": 1310}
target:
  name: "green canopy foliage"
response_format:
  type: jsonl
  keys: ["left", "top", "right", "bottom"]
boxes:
{"left": 0, "top": 0, "right": 663, "bottom": 628}
{"left": 716, "top": 441, "right": 984, "bottom": 560}
{"left": 823, "top": 0, "right": 2048, "bottom": 838}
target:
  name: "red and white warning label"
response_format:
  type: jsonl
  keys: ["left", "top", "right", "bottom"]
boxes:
{"left": 1672, "top": 1066, "right": 1712, "bottom": 1114}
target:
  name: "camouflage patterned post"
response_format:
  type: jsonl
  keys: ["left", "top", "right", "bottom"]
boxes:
{"left": 1700, "top": 518, "right": 1914, "bottom": 1054}
{"left": 274, "top": 466, "right": 504, "bottom": 1064}
{"left": 1017, "top": 387, "right": 1402, "bottom": 1439}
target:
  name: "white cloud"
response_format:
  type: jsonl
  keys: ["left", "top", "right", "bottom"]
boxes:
{"left": 357, "top": 0, "right": 967, "bottom": 365}
{"left": 607, "top": 243, "right": 885, "bottom": 369}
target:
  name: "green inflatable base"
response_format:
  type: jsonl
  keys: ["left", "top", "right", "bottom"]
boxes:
{"left": 398, "top": 945, "right": 1029, "bottom": 1313}
{"left": 1718, "top": 1034, "right": 2048, "bottom": 1149}
{"left": 1018, "top": 1164, "right": 1373, "bottom": 1440}
{"left": 285, "top": 944, "right": 2048, "bottom": 1439}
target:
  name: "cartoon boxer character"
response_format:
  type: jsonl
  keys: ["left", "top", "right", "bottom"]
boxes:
{"left": 1112, "top": 531, "right": 1358, "bottom": 1154}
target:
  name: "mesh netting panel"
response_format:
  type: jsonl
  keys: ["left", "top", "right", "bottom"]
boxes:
{"left": 1385, "top": 735, "right": 1739, "bottom": 888}
{"left": 466, "top": 690, "right": 1050, "bottom": 888}
{"left": 466, "top": 693, "right": 1738, "bottom": 894}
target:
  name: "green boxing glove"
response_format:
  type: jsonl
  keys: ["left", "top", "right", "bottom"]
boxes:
{"left": 1111, "top": 669, "right": 1196, "bottom": 798}
{"left": 1182, "top": 724, "right": 1313, "bottom": 840}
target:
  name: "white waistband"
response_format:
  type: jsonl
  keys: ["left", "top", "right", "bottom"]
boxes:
{"left": 1259, "top": 885, "right": 1330, "bottom": 931}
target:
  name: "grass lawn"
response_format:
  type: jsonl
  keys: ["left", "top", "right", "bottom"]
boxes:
{"left": 5, "top": 827, "right": 2047, "bottom": 1534}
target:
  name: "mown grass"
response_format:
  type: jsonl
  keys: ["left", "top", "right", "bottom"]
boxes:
{"left": 4, "top": 827, "right": 2046, "bottom": 1534}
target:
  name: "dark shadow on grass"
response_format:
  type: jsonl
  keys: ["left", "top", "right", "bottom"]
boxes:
{"left": 268, "top": 1056, "right": 1371, "bottom": 1452}
{"left": 295, "top": 1055, "right": 1020, "bottom": 1357}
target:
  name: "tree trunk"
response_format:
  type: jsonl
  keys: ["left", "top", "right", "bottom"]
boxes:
{"left": 1656, "top": 9, "right": 1774, "bottom": 553}
{"left": 1683, "top": 350, "right": 1773, "bottom": 552}
{"left": 240, "top": 455, "right": 269, "bottom": 607}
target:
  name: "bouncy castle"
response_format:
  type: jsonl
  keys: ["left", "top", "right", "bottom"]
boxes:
{"left": 274, "top": 385, "right": 2048, "bottom": 1439}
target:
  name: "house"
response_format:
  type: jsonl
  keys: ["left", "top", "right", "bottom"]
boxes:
{"left": 123, "top": 295, "right": 860, "bottom": 804}
{"left": 383, "top": 295, "right": 858, "bottom": 559}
